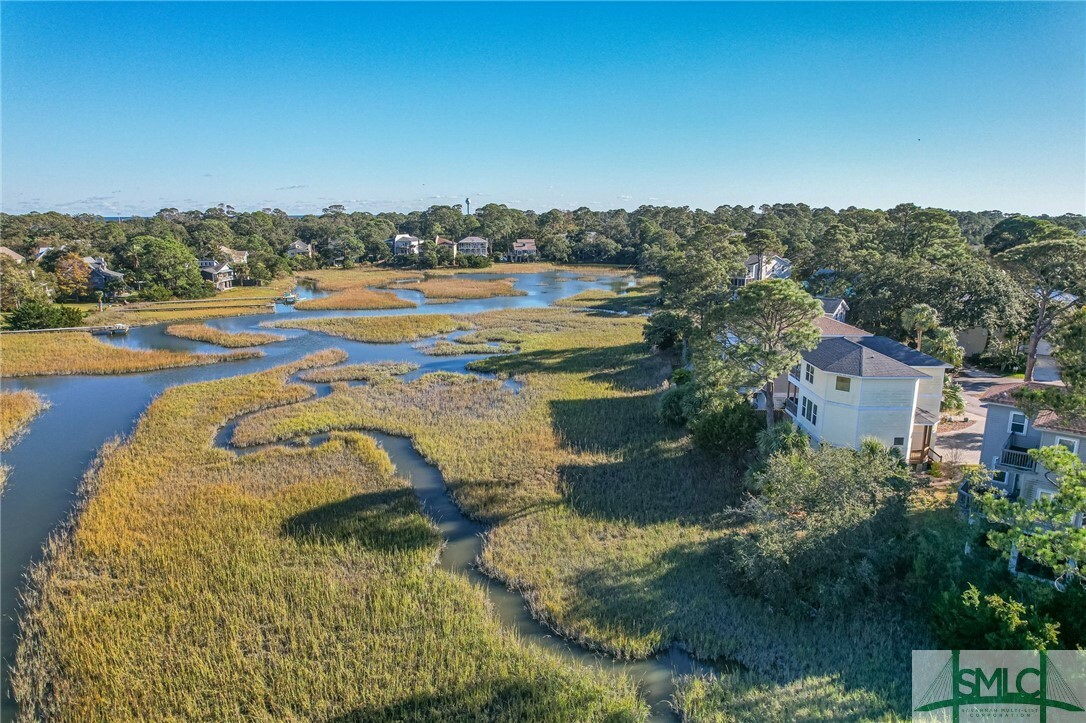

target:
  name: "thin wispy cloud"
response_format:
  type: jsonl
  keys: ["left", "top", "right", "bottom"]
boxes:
{"left": 275, "top": 184, "right": 307, "bottom": 191}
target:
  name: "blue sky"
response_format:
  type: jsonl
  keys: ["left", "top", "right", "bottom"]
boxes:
{"left": 2, "top": 2, "right": 1083, "bottom": 216}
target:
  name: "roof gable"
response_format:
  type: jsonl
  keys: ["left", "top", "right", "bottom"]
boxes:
{"left": 802, "top": 337, "right": 929, "bottom": 378}
{"left": 855, "top": 336, "right": 952, "bottom": 369}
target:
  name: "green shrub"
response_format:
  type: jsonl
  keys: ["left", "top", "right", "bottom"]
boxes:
{"left": 977, "top": 338, "right": 1026, "bottom": 374}
{"left": 688, "top": 401, "right": 761, "bottom": 456}
{"left": 643, "top": 310, "right": 685, "bottom": 350}
{"left": 457, "top": 254, "right": 492, "bottom": 269}
{"left": 5, "top": 300, "right": 85, "bottom": 330}
{"left": 931, "top": 584, "right": 1060, "bottom": 650}
{"left": 658, "top": 385, "right": 689, "bottom": 426}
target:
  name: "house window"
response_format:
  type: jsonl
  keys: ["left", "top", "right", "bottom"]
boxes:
{"left": 801, "top": 397, "right": 818, "bottom": 425}
{"left": 1008, "top": 412, "right": 1027, "bottom": 435}
{"left": 893, "top": 436, "right": 905, "bottom": 447}
{"left": 1055, "top": 437, "right": 1079, "bottom": 453}
{"left": 835, "top": 376, "right": 851, "bottom": 392}
{"left": 804, "top": 363, "right": 815, "bottom": 384}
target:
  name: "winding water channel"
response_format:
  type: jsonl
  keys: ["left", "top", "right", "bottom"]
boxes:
{"left": 1, "top": 271, "right": 714, "bottom": 721}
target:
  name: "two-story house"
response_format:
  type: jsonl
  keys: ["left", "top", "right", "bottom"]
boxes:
{"left": 510, "top": 239, "right": 537, "bottom": 261}
{"left": 389, "top": 234, "right": 421, "bottom": 256}
{"left": 199, "top": 259, "right": 234, "bottom": 291}
{"left": 285, "top": 240, "right": 313, "bottom": 259}
{"left": 780, "top": 315, "right": 950, "bottom": 464}
{"left": 964, "top": 382, "right": 1085, "bottom": 575}
{"left": 457, "top": 236, "right": 490, "bottom": 257}
{"left": 83, "top": 256, "right": 126, "bottom": 292}
{"left": 731, "top": 254, "right": 792, "bottom": 289}
{"left": 435, "top": 236, "right": 457, "bottom": 257}
{"left": 975, "top": 383, "right": 1086, "bottom": 502}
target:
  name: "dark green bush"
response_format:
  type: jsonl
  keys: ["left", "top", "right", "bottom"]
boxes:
{"left": 5, "top": 300, "right": 85, "bottom": 330}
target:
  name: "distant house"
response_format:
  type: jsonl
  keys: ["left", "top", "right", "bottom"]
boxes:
{"left": 457, "top": 236, "right": 490, "bottom": 257}
{"left": 220, "top": 246, "right": 249, "bottom": 265}
{"left": 960, "top": 382, "right": 1085, "bottom": 575}
{"left": 32, "top": 246, "right": 55, "bottom": 263}
{"left": 773, "top": 314, "right": 950, "bottom": 465}
{"left": 817, "top": 296, "right": 849, "bottom": 322}
{"left": 0, "top": 246, "right": 25, "bottom": 264}
{"left": 200, "top": 260, "right": 234, "bottom": 291}
{"left": 389, "top": 234, "right": 422, "bottom": 256}
{"left": 435, "top": 236, "right": 457, "bottom": 257}
{"left": 510, "top": 239, "right": 537, "bottom": 261}
{"left": 82, "top": 256, "right": 125, "bottom": 292}
{"left": 731, "top": 254, "right": 792, "bottom": 289}
{"left": 286, "top": 240, "right": 313, "bottom": 259}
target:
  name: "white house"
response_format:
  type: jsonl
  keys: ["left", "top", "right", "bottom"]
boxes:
{"left": 779, "top": 315, "right": 950, "bottom": 465}
{"left": 457, "top": 236, "right": 490, "bottom": 257}
{"left": 731, "top": 253, "right": 792, "bottom": 289}
{"left": 817, "top": 296, "right": 849, "bottom": 322}
{"left": 219, "top": 246, "right": 249, "bottom": 265}
{"left": 286, "top": 240, "right": 313, "bottom": 259}
{"left": 390, "top": 234, "right": 421, "bottom": 256}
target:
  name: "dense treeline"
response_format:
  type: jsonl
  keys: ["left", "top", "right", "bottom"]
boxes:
{"left": 2, "top": 202, "right": 1083, "bottom": 342}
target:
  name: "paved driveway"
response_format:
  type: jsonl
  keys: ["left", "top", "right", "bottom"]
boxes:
{"left": 933, "top": 368, "right": 1021, "bottom": 467}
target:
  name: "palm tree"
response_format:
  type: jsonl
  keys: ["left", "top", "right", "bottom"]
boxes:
{"left": 901, "top": 303, "right": 940, "bottom": 350}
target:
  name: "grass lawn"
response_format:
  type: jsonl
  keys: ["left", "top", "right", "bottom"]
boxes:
{"left": 13, "top": 350, "right": 645, "bottom": 721}
{"left": 233, "top": 306, "right": 933, "bottom": 720}
{"left": 268, "top": 314, "right": 471, "bottom": 343}
{"left": 164, "top": 323, "right": 286, "bottom": 348}
{"left": 0, "top": 331, "right": 262, "bottom": 377}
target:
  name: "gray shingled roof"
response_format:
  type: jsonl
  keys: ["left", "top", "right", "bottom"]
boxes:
{"left": 817, "top": 296, "right": 847, "bottom": 314}
{"left": 801, "top": 337, "right": 929, "bottom": 378}
{"left": 855, "top": 336, "right": 952, "bottom": 368}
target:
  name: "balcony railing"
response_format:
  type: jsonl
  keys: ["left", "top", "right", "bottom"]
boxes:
{"left": 784, "top": 398, "right": 797, "bottom": 416}
{"left": 1000, "top": 448, "right": 1036, "bottom": 471}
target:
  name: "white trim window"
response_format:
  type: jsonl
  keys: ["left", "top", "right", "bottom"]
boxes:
{"left": 1054, "top": 437, "right": 1079, "bottom": 453}
{"left": 835, "top": 376, "right": 851, "bottom": 392}
{"left": 804, "top": 363, "right": 815, "bottom": 384}
{"left": 1008, "top": 412, "right": 1027, "bottom": 435}
{"left": 801, "top": 397, "right": 818, "bottom": 425}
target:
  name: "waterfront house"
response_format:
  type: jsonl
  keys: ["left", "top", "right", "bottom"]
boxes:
{"left": 457, "top": 236, "right": 490, "bottom": 257}
{"left": 390, "top": 234, "right": 422, "bottom": 256}
{"left": 731, "top": 253, "right": 792, "bottom": 289}
{"left": 510, "top": 239, "right": 537, "bottom": 261}
{"left": 777, "top": 314, "right": 950, "bottom": 464}
{"left": 286, "top": 240, "right": 313, "bottom": 259}
{"left": 82, "top": 256, "right": 126, "bottom": 292}
{"left": 435, "top": 236, "right": 457, "bottom": 257}
{"left": 200, "top": 260, "right": 234, "bottom": 291}
{"left": 0, "top": 246, "right": 25, "bottom": 264}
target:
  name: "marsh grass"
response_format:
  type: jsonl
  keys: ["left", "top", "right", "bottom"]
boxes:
{"left": 234, "top": 306, "right": 930, "bottom": 719}
{"left": 270, "top": 314, "right": 471, "bottom": 343}
{"left": 1, "top": 332, "right": 262, "bottom": 377}
{"left": 421, "top": 341, "right": 519, "bottom": 356}
{"left": 389, "top": 277, "right": 526, "bottom": 300}
{"left": 86, "top": 278, "right": 295, "bottom": 325}
{"left": 1, "top": 388, "right": 47, "bottom": 489}
{"left": 295, "top": 269, "right": 419, "bottom": 310}
{"left": 165, "top": 323, "right": 286, "bottom": 348}
{"left": 298, "top": 361, "right": 419, "bottom": 383}
{"left": 554, "top": 283, "right": 659, "bottom": 315}
{"left": 12, "top": 350, "right": 644, "bottom": 721}
{"left": 1, "top": 389, "right": 46, "bottom": 448}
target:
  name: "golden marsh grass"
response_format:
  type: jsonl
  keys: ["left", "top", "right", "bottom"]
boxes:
{"left": 87, "top": 278, "right": 295, "bottom": 325}
{"left": 270, "top": 314, "right": 471, "bottom": 343}
{"left": 297, "top": 361, "right": 419, "bottom": 383}
{"left": 294, "top": 268, "right": 419, "bottom": 310}
{"left": 12, "top": 350, "right": 644, "bottom": 720}
{"left": 1, "top": 332, "right": 262, "bottom": 377}
{"left": 165, "top": 323, "right": 286, "bottom": 348}
{"left": 1, "top": 388, "right": 47, "bottom": 490}
{"left": 234, "top": 306, "right": 930, "bottom": 719}
{"left": 390, "top": 277, "right": 526, "bottom": 300}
